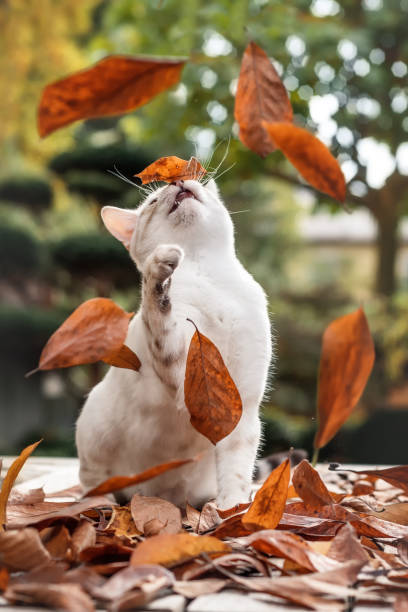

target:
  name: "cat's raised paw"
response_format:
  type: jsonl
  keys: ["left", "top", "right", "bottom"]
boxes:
{"left": 148, "top": 244, "right": 184, "bottom": 282}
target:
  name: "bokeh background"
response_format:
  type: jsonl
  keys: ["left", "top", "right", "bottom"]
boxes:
{"left": 1, "top": 0, "right": 408, "bottom": 462}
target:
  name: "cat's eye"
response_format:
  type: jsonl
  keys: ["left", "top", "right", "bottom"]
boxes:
{"left": 149, "top": 198, "right": 158, "bottom": 205}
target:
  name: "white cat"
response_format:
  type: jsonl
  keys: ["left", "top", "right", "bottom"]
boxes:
{"left": 76, "top": 178, "right": 271, "bottom": 509}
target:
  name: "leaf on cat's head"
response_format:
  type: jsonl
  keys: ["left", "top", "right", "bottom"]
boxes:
{"left": 38, "top": 55, "right": 186, "bottom": 137}
{"left": 184, "top": 319, "right": 242, "bottom": 445}
{"left": 27, "top": 297, "right": 141, "bottom": 376}
{"left": 135, "top": 156, "right": 206, "bottom": 184}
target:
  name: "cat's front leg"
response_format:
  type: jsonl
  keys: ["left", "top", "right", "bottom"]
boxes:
{"left": 141, "top": 244, "right": 186, "bottom": 390}
{"left": 215, "top": 411, "right": 261, "bottom": 509}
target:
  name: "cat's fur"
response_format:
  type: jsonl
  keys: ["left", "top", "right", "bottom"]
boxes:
{"left": 76, "top": 178, "right": 271, "bottom": 509}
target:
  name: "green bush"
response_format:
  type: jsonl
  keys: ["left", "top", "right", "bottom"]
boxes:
{"left": 64, "top": 171, "right": 127, "bottom": 204}
{"left": 0, "top": 176, "right": 52, "bottom": 210}
{"left": 0, "top": 225, "right": 43, "bottom": 278}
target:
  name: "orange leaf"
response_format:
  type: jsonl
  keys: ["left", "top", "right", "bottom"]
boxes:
{"left": 292, "top": 460, "right": 334, "bottom": 510}
{"left": 102, "top": 344, "right": 141, "bottom": 371}
{"left": 135, "top": 156, "right": 206, "bottom": 184}
{"left": 0, "top": 440, "right": 42, "bottom": 530}
{"left": 130, "top": 533, "right": 230, "bottom": 567}
{"left": 263, "top": 122, "right": 346, "bottom": 201}
{"left": 38, "top": 55, "right": 186, "bottom": 137}
{"left": 30, "top": 298, "right": 139, "bottom": 374}
{"left": 234, "top": 42, "right": 292, "bottom": 158}
{"left": 86, "top": 457, "right": 196, "bottom": 496}
{"left": 314, "top": 307, "right": 375, "bottom": 450}
{"left": 333, "top": 465, "right": 408, "bottom": 495}
{"left": 242, "top": 458, "right": 290, "bottom": 531}
{"left": 184, "top": 321, "right": 242, "bottom": 445}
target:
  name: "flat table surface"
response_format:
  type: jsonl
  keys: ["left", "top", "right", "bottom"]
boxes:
{"left": 0, "top": 457, "right": 397, "bottom": 612}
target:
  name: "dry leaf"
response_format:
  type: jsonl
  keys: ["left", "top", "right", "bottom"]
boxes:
{"left": 0, "top": 528, "right": 51, "bottom": 571}
{"left": 5, "top": 583, "right": 94, "bottom": 612}
{"left": 130, "top": 533, "right": 230, "bottom": 567}
{"left": 105, "top": 506, "right": 141, "bottom": 539}
{"left": 184, "top": 322, "right": 242, "bottom": 444}
{"left": 263, "top": 121, "right": 346, "bottom": 201}
{"left": 234, "top": 42, "right": 292, "bottom": 157}
{"left": 0, "top": 439, "right": 42, "bottom": 529}
{"left": 242, "top": 458, "right": 290, "bottom": 530}
{"left": 336, "top": 465, "right": 408, "bottom": 495}
{"left": 216, "top": 502, "right": 251, "bottom": 519}
{"left": 292, "top": 460, "right": 334, "bottom": 510}
{"left": 327, "top": 523, "right": 369, "bottom": 563}
{"left": 135, "top": 156, "right": 206, "bottom": 184}
{"left": 130, "top": 494, "right": 182, "bottom": 535}
{"left": 30, "top": 298, "right": 139, "bottom": 374}
{"left": 367, "top": 502, "right": 408, "bottom": 526}
{"left": 71, "top": 520, "right": 97, "bottom": 560}
{"left": 42, "top": 524, "right": 72, "bottom": 560}
{"left": 314, "top": 307, "right": 375, "bottom": 450}
{"left": 174, "top": 578, "right": 225, "bottom": 598}
{"left": 93, "top": 565, "right": 174, "bottom": 601}
{"left": 86, "top": 456, "right": 196, "bottom": 496}
{"left": 38, "top": 55, "right": 186, "bottom": 137}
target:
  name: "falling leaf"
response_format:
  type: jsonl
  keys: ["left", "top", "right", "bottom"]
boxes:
{"left": 0, "top": 528, "right": 51, "bottom": 571}
{"left": 184, "top": 321, "right": 242, "bottom": 444}
{"left": 30, "top": 298, "right": 140, "bottom": 374}
{"left": 38, "top": 55, "right": 186, "bottom": 137}
{"left": 86, "top": 456, "right": 196, "bottom": 496}
{"left": 263, "top": 122, "right": 346, "bottom": 201}
{"left": 242, "top": 458, "right": 290, "bottom": 531}
{"left": 314, "top": 307, "right": 375, "bottom": 451}
{"left": 292, "top": 460, "right": 334, "bottom": 510}
{"left": 130, "top": 533, "right": 230, "bottom": 567}
{"left": 5, "top": 583, "right": 94, "bottom": 612}
{"left": 130, "top": 495, "right": 182, "bottom": 535}
{"left": 0, "top": 439, "right": 42, "bottom": 530}
{"left": 135, "top": 156, "right": 206, "bottom": 184}
{"left": 234, "top": 41, "right": 292, "bottom": 157}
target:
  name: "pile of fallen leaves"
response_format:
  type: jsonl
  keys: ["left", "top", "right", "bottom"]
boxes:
{"left": 3, "top": 448, "right": 408, "bottom": 611}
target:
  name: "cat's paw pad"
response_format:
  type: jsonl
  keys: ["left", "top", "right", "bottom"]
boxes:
{"left": 149, "top": 244, "right": 184, "bottom": 282}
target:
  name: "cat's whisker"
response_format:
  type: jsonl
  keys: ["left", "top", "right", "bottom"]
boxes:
{"left": 229, "top": 209, "right": 250, "bottom": 215}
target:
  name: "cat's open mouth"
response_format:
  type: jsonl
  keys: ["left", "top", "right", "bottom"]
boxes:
{"left": 169, "top": 189, "right": 199, "bottom": 214}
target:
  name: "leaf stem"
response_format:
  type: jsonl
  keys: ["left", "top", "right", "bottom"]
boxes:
{"left": 311, "top": 447, "right": 319, "bottom": 467}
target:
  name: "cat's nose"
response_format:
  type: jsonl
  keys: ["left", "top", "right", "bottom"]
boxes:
{"left": 171, "top": 180, "right": 184, "bottom": 188}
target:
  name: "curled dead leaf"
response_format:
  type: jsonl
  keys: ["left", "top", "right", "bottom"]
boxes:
{"left": 0, "top": 528, "right": 51, "bottom": 571}
{"left": 4, "top": 583, "right": 94, "bottom": 612}
{"left": 184, "top": 321, "right": 242, "bottom": 445}
{"left": 38, "top": 55, "right": 186, "bottom": 137}
{"left": 130, "top": 495, "right": 182, "bottom": 535}
{"left": 292, "top": 460, "right": 334, "bottom": 510}
{"left": 135, "top": 156, "right": 206, "bottom": 184}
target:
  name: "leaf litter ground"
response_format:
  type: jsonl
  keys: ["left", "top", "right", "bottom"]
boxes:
{"left": 2, "top": 453, "right": 408, "bottom": 611}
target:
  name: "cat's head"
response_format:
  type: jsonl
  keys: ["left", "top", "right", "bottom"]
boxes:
{"left": 101, "top": 178, "right": 234, "bottom": 268}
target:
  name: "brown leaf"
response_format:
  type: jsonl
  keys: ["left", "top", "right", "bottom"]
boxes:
{"left": 135, "top": 156, "right": 206, "bottom": 184}
{"left": 71, "top": 520, "right": 97, "bottom": 560}
{"left": 6, "top": 496, "right": 113, "bottom": 529}
{"left": 143, "top": 518, "right": 166, "bottom": 536}
{"left": 31, "top": 298, "right": 139, "bottom": 374}
{"left": 197, "top": 501, "right": 221, "bottom": 534}
{"left": 367, "top": 502, "right": 408, "bottom": 526}
{"left": 234, "top": 41, "right": 292, "bottom": 158}
{"left": 263, "top": 121, "right": 346, "bottom": 201}
{"left": 105, "top": 506, "right": 141, "bottom": 539}
{"left": 216, "top": 502, "right": 251, "bottom": 519}
{"left": 337, "top": 465, "right": 408, "bottom": 495}
{"left": 0, "top": 439, "right": 42, "bottom": 529}
{"left": 184, "top": 322, "right": 242, "bottom": 444}
{"left": 327, "top": 523, "right": 369, "bottom": 563}
{"left": 42, "top": 524, "right": 72, "bottom": 560}
{"left": 86, "top": 456, "right": 196, "bottom": 496}
{"left": 184, "top": 503, "right": 201, "bottom": 532}
{"left": 0, "top": 567, "right": 9, "bottom": 591}
{"left": 93, "top": 565, "right": 174, "bottom": 601}
{"left": 38, "top": 55, "right": 186, "bottom": 137}
{"left": 314, "top": 307, "right": 375, "bottom": 450}
{"left": 395, "top": 593, "right": 408, "bottom": 612}
{"left": 212, "top": 513, "right": 250, "bottom": 539}
{"left": 5, "top": 583, "right": 94, "bottom": 612}
{"left": 130, "top": 495, "right": 182, "bottom": 535}
{"left": 8, "top": 487, "right": 45, "bottom": 505}
{"left": 242, "top": 458, "right": 290, "bottom": 531}
{"left": 292, "top": 460, "right": 334, "bottom": 510}
{"left": 0, "top": 528, "right": 51, "bottom": 571}
{"left": 130, "top": 533, "right": 230, "bottom": 567}
{"left": 103, "top": 344, "right": 141, "bottom": 371}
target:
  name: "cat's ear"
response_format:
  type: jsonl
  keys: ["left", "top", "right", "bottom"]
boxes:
{"left": 101, "top": 206, "right": 138, "bottom": 248}
{"left": 206, "top": 178, "right": 220, "bottom": 198}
